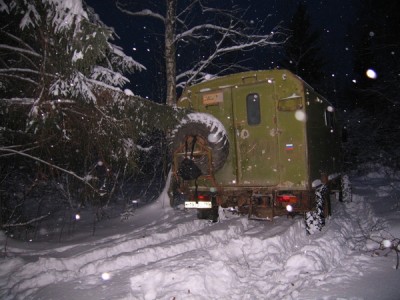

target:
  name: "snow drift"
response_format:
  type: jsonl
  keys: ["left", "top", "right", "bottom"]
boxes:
{"left": 1, "top": 168, "right": 400, "bottom": 299}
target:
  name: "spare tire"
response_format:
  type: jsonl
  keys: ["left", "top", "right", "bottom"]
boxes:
{"left": 170, "top": 112, "right": 229, "bottom": 176}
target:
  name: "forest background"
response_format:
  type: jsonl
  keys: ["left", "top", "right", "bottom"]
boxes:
{"left": 0, "top": 0, "right": 399, "bottom": 237}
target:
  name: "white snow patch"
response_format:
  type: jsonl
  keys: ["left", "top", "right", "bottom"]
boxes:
{"left": 0, "top": 0, "right": 9, "bottom": 13}
{"left": 312, "top": 179, "right": 322, "bottom": 187}
{"left": 207, "top": 133, "right": 219, "bottom": 143}
{"left": 124, "top": 88, "right": 134, "bottom": 96}
{"left": 1, "top": 168, "right": 400, "bottom": 299}
{"left": 72, "top": 50, "right": 83, "bottom": 62}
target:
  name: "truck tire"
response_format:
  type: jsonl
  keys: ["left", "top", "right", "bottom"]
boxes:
{"left": 340, "top": 174, "right": 352, "bottom": 202}
{"left": 305, "top": 184, "right": 328, "bottom": 234}
{"left": 170, "top": 112, "right": 229, "bottom": 175}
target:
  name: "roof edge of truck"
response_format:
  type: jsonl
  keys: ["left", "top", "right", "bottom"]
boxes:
{"left": 183, "top": 69, "right": 306, "bottom": 90}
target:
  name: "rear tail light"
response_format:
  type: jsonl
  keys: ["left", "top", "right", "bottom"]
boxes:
{"left": 276, "top": 194, "right": 298, "bottom": 204}
{"left": 195, "top": 194, "right": 210, "bottom": 201}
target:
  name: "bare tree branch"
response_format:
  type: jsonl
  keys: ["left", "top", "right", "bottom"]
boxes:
{"left": 0, "top": 146, "right": 39, "bottom": 158}
{"left": 115, "top": 1, "right": 165, "bottom": 22}
{"left": 0, "top": 148, "right": 98, "bottom": 191}
{"left": 117, "top": 0, "right": 286, "bottom": 105}
{"left": 1, "top": 214, "right": 50, "bottom": 229}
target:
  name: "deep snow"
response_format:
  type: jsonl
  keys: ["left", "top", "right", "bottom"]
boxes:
{"left": 1, "top": 167, "right": 400, "bottom": 300}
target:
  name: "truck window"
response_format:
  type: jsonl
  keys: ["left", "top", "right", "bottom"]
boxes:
{"left": 246, "top": 93, "right": 261, "bottom": 125}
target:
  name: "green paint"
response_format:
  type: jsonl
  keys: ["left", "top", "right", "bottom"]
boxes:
{"left": 178, "top": 70, "right": 342, "bottom": 191}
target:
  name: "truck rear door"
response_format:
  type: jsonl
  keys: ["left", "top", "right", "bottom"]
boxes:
{"left": 232, "top": 81, "right": 279, "bottom": 186}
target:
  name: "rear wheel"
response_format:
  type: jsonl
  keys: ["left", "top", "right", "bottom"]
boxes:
{"left": 341, "top": 174, "right": 352, "bottom": 202}
{"left": 305, "top": 184, "right": 329, "bottom": 234}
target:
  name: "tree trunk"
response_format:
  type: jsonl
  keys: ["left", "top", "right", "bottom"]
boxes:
{"left": 165, "top": 0, "right": 177, "bottom": 106}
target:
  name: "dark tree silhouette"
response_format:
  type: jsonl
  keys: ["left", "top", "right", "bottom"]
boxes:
{"left": 344, "top": 0, "right": 400, "bottom": 168}
{"left": 279, "top": 2, "right": 325, "bottom": 91}
{"left": 351, "top": 0, "right": 400, "bottom": 112}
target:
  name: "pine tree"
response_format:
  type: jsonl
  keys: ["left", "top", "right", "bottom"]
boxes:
{"left": 0, "top": 0, "right": 169, "bottom": 210}
{"left": 0, "top": 0, "right": 144, "bottom": 112}
{"left": 0, "top": 0, "right": 146, "bottom": 180}
{"left": 279, "top": 2, "right": 325, "bottom": 90}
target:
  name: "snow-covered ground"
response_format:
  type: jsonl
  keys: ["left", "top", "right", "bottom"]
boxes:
{"left": 1, "top": 167, "right": 400, "bottom": 300}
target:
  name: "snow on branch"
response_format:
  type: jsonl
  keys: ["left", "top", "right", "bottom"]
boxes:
{"left": 0, "top": 68, "right": 56, "bottom": 78}
{"left": 369, "top": 233, "right": 400, "bottom": 270}
{"left": 20, "top": 2, "right": 40, "bottom": 29}
{"left": 110, "top": 44, "right": 146, "bottom": 72}
{"left": 0, "top": 73, "right": 38, "bottom": 85}
{"left": 86, "top": 78, "right": 123, "bottom": 92}
{"left": 355, "top": 218, "right": 400, "bottom": 270}
{"left": 175, "top": 12, "right": 287, "bottom": 90}
{"left": 0, "top": 97, "right": 76, "bottom": 107}
{"left": 46, "top": 0, "right": 88, "bottom": 33}
{"left": 49, "top": 72, "right": 96, "bottom": 102}
{"left": 176, "top": 70, "right": 211, "bottom": 86}
{"left": 74, "top": 77, "right": 96, "bottom": 102}
{"left": 5, "top": 0, "right": 89, "bottom": 35}
{"left": 178, "top": 22, "right": 282, "bottom": 89}
{"left": 0, "top": 0, "right": 9, "bottom": 13}
{"left": 176, "top": 61, "right": 249, "bottom": 89}
{"left": 0, "top": 97, "right": 35, "bottom": 105}
{"left": 175, "top": 17, "right": 279, "bottom": 43}
{"left": 91, "top": 66, "right": 129, "bottom": 87}
{"left": 175, "top": 23, "right": 238, "bottom": 41}
{"left": 115, "top": 1, "right": 165, "bottom": 22}
{"left": 0, "top": 44, "right": 41, "bottom": 58}
{"left": 0, "top": 147, "right": 98, "bottom": 191}
{"left": 1, "top": 214, "right": 50, "bottom": 229}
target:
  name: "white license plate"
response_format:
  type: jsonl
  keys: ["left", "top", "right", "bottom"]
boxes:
{"left": 185, "top": 201, "right": 212, "bottom": 209}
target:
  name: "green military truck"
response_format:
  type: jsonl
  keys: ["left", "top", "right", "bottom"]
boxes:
{"left": 169, "top": 69, "right": 344, "bottom": 232}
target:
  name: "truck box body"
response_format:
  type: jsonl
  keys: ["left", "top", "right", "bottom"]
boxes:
{"left": 171, "top": 69, "right": 342, "bottom": 218}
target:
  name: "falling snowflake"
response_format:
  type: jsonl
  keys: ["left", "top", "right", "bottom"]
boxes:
{"left": 366, "top": 69, "right": 377, "bottom": 79}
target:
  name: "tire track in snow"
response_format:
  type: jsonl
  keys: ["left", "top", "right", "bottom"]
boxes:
{"left": 126, "top": 194, "right": 383, "bottom": 300}
{"left": 2, "top": 185, "right": 384, "bottom": 300}
{"left": 266, "top": 194, "right": 381, "bottom": 299}
{"left": 1, "top": 215, "right": 213, "bottom": 300}
{"left": 125, "top": 217, "right": 308, "bottom": 299}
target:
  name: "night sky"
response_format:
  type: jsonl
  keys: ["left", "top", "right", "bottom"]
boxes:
{"left": 85, "top": 0, "right": 356, "bottom": 101}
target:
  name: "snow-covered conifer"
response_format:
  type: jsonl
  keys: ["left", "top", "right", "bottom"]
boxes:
{"left": 0, "top": 0, "right": 144, "bottom": 111}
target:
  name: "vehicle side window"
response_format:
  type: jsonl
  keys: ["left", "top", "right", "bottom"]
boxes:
{"left": 246, "top": 93, "right": 261, "bottom": 125}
